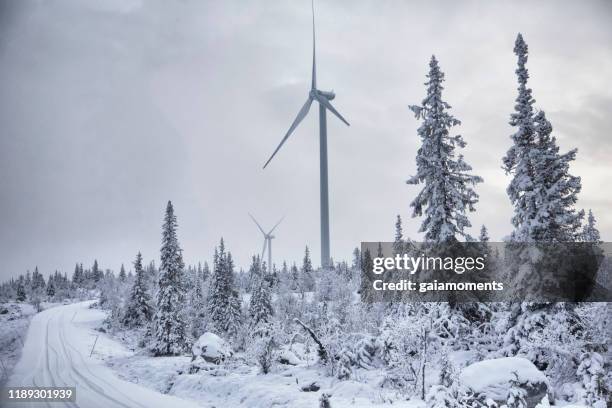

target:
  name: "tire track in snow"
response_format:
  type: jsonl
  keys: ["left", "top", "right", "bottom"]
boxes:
{"left": 58, "top": 312, "right": 148, "bottom": 408}
{"left": 56, "top": 309, "right": 139, "bottom": 408}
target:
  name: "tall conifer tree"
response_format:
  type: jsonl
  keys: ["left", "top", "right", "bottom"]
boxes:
{"left": 152, "top": 201, "right": 187, "bottom": 355}
{"left": 408, "top": 56, "right": 482, "bottom": 243}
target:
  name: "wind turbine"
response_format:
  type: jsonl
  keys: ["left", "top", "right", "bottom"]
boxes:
{"left": 263, "top": 0, "right": 349, "bottom": 269}
{"left": 249, "top": 213, "right": 284, "bottom": 275}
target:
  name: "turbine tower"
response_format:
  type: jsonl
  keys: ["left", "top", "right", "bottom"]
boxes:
{"left": 249, "top": 213, "right": 284, "bottom": 275}
{"left": 263, "top": 0, "right": 349, "bottom": 269}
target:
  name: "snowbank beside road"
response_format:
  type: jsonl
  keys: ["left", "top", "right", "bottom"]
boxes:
{"left": 0, "top": 302, "right": 36, "bottom": 385}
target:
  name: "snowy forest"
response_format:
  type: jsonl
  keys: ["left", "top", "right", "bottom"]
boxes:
{"left": 0, "top": 34, "right": 610, "bottom": 408}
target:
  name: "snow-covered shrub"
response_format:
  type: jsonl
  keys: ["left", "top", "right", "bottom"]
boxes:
{"left": 319, "top": 393, "right": 332, "bottom": 408}
{"left": 355, "top": 335, "right": 379, "bottom": 369}
{"left": 501, "top": 302, "right": 586, "bottom": 378}
{"left": 506, "top": 373, "right": 528, "bottom": 408}
{"left": 254, "top": 335, "right": 275, "bottom": 374}
{"left": 426, "top": 385, "right": 457, "bottom": 408}
{"left": 577, "top": 351, "right": 607, "bottom": 407}
{"left": 336, "top": 347, "right": 355, "bottom": 380}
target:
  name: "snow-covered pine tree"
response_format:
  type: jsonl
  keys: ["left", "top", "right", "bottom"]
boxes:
{"left": 202, "top": 262, "right": 210, "bottom": 281}
{"left": 118, "top": 264, "right": 127, "bottom": 283}
{"left": 337, "top": 347, "right": 355, "bottom": 380}
{"left": 408, "top": 56, "right": 482, "bottom": 243}
{"left": 352, "top": 247, "right": 361, "bottom": 271}
{"left": 394, "top": 215, "right": 404, "bottom": 255}
{"left": 31, "top": 267, "right": 45, "bottom": 292}
{"left": 530, "top": 110, "right": 583, "bottom": 242}
{"left": 72, "top": 263, "right": 82, "bottom": 287}
{"left": 151, "top": 201, "right": 188, "bottom": 356}
{"left": 359, "top": 248, "right": 374, "bottom": 302}
{"left": 290, "top": 262, "right": 300, "bottom": 292}
{"left": 189, "top": 262, "right": 206, "bottom": 336}
{"left": 46, "top": 275, "right": 55, "bottom": 298}
{"left": 582, "top": 209, "right": 601, "bottom": 242}
{"left": 16, "top": 278, "right": 26, "bottom": 301}
{"left": 478, "top": 225, "right": 489, "bottom": 243}
{"left": 247, "top": 255, "right": 262, "bottom": 293}
{"left": 503, "top": 33, "right": 539, "bottom": 242}
{"left": 249, "top": 272, "right": 273, "bottom": 328}
{"left": 124, "top": 252, "right": 153, "bottom": 329}
{"left": 224, "top": 252, "right": 243, "bottom": 339}
{"left": 505, "top": 373, "right": 527, "bottom": 408}
{"left": 92, "top": 260, "right": 103, "bottom": 283}
{"left": 208, "top": 239, "right": 242, "bottom": 339}
{"left": 301, "top": 246, "right": 314, "bottom": 291}
{"left": 502, "top": 35, "right": 588, "bottom": 374}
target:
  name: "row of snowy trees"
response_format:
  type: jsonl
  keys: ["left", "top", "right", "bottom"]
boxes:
{"left": 399, "top": 33, "right": 607, "bottom": 407}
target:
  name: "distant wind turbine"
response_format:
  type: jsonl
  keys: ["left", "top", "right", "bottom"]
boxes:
{"left": 263, "top": 0, "right": 349, "bottom": 269}
{"left": 249, "top": 213, "right": 284, "bottom": 275}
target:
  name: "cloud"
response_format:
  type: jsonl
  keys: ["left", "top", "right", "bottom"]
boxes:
{"left": 0, "top": 0, "right": 611, "bottom": 278}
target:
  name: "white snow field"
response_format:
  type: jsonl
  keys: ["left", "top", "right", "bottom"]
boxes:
{"left": 5, "top": 301, "right": 202, "bottom": 408}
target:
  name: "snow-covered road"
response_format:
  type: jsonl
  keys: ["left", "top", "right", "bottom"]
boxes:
{"left": 5, "top": 301, "right": 201, "bottom": 408}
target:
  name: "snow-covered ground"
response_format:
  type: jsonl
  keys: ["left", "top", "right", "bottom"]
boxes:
{"left": 0, "top": 302, "right": 36, "bottom": 386}
{"left": 5, "top": 301, "right": 202, "bottom": 408}
{"left": 2, "top": 300, "right": 598, "bottom": 408}
{"left": 108, "top": 351, "right": 425, "bottom": 408}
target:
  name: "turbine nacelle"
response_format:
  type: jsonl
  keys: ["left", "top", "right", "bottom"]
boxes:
{"left": 317, "top": 90, "right": 335, "bottom": 100}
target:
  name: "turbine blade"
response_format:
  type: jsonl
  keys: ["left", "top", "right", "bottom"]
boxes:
{"left": 263, "top": 97, "right": 313, "bottom": 168}
{"left": 316, "top": 94, "right": 350, "bottom": 126}
{"left": 249, "top": 213, "right": 266, "bottom": 235}
{"left": 311, "top": 0, "right": 316, "bottom": 90}
{"left": 268, "top": 216, "right": 285, "bottom": 234}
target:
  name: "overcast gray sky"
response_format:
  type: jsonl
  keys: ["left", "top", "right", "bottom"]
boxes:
{"left": 1, "top": 0, "right": 611, "bottom": 278}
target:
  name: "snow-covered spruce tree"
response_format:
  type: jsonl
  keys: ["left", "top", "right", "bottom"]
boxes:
{"left": 188, "top": 262, "right": 206, "bottom": 337}
{"left": 505, "top": 373, "right": 527, "bottom": 408}
{"left": 352, "top": 247, "right": 361, "bottom": 271}
{"left": 394, "top": 214, "right": 404, "bottom": 255}
{"left": 479, "top": 225, "right": 489, "bottom": 243}
{"left": 408, "top": 56, "right": 482, "bottom": 243}
{"left": 530, "top": 110, "right": 583, "bottom": 242}
{"left": 92, "top": 259, "right": 103, "bottom": 283}
{"left": 503, "top": 33, "right": 539, "bottom": 242}
{"left": 46, "top": 275, "right": 55, "bottom": 298}
{"left": 289, "top": 262, "right": 300, "bottom": 292}
{"left": 123, "top": 252, "right": 153, "bottom": 329}
{"left": 249, "top": 272, "right": 273, "bottom": 328}
{"left": 582, "top": 209, "right": 601, "bottom": 242}
{"left": 16, "top": 278, "right": 26, "bottom": 301}
{"left": 337, "top": 347, "right": 355, "bottom": 380}
{"left": 207, "top": 239, "right": 242, "bottom": 339}
{"left": 247, "top": 255, "right": 262, "bottom": 293}
{"left": 501, "top": 36, "right": 588, "bottom": 380}
{"left": 118, "top": 264, "right": 127, "bottom": 283}
{"left": 301, "top": 246, "right": 315, "bottom": 291}
{"left": 151, "top": 201, "right": 188, "bottom": 356}
{"left": 359, "top": 248, "right": 374, "bottom": 302}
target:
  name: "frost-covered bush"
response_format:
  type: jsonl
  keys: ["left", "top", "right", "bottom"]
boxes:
{"left": 426, "top": 385, "right": 457, "bottom": 408}
{"left": 577, "top": 351, "right": 607, "bottom": 407}
{"left": 336, "top": 347, "right": 355, "bottom": 380}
